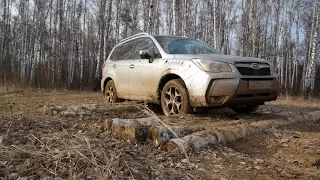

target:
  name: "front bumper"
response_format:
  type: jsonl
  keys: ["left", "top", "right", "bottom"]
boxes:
{"left": 206, "top": 78, "right": 278, "bottom": 106}
{"left": 186, "top": 71, "right": 279, "bottom": 107}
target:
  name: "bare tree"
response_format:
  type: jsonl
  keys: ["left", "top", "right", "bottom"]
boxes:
{"left": 0, "top": 0, "right": 319, "bottom": 95}
{"left": 173, "top": 0, "right": 178, "bottom": 35}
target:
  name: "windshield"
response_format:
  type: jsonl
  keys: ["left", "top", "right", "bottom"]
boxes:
{"left": 155, "top": 36, "right": 222, "bottom": 55}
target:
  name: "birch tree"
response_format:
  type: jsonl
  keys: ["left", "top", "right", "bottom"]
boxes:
{"left": 303, "top": 0, "right": 319, "bottom": 98}
{"left": 172, "top": 0, "right": 179, "bottom": 35}
{"left": 0, "top": 0, "right": 319, "bottom": 95}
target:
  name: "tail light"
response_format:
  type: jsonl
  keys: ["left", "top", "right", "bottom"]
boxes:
{"left": 102, "top": 63, "right": 106, "bottom": 70}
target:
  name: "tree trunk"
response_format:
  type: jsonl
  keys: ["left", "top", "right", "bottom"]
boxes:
{"left": 173, "top": 0, "right": 178, "bottom": 35}
{"left": 303, "top": 0, "right": 318, "bottom": 98}
{"left": 213, "top": 0, "right": 217, "bottom": 48}
{"left": 273, "top": 0, "right": 280, "bottom": 66}
{"left": 148, "top": 0, "right": 154, "bottom": 34}
{"left": 94, "top": 0, "right": 107, "bottom": 82}
{"left": 104, "top": 0, "right": 113, "bottom": 61}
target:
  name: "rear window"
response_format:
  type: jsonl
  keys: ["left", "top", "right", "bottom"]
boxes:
{"left": 118, "top": 40, "right": 135, "bottom": 60}
{"left": 109, "top": 40, "right": 136, "bottom": 60}
{"left": 109, "top": 47, "right": 120, "bottom": 60}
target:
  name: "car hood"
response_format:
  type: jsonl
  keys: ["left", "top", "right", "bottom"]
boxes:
{"left": 173, "top": 54, "right": 270, "bottom": 64}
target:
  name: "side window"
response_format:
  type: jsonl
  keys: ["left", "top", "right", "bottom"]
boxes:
{"left": 109, "top": 46, "right": 120, "bottom": 60}
{"left": 134, "top": 38, "right": 162, "bottom": 59}
{"left": 118, "top": 40, "right": 135, "bottom": 60}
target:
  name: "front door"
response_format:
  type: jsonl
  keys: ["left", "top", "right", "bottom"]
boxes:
{"left": 128, "top": 37, "right": 161, "bottom": 101}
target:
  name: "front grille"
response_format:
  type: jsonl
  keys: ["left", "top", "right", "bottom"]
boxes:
{"left": 237, "top": 67, "right": 270, "bottom": 76}
{"left": 235, "top": 62, "right": 271, "bottom": 76}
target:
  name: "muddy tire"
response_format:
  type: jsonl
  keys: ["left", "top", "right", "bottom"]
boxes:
{"left": 230, "top": 105, "right": 259, "bottom": 114}
{"left": 161, "top": 79, "right": 192, "bottom": 116}
{"left": 104, "top": 80, "right": 118, "bottom": 104}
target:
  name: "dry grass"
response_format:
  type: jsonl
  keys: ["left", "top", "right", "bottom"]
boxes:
{"left": 0, "top": 83, "right": 79, "bottom": 96}
{"left": 265, "top": 95, "right": 320, "bottom": 114}
{"left": 269, "top": 95, "right": 320, "bottom": 108}
{"left": 0, "top": 84, "right": 25, "bottom": 95}
{"left": 0, "top": 110, "right": 161, "bottom": 179}
{"left": 0, "top": 118, "right": 122, "bottom": 179}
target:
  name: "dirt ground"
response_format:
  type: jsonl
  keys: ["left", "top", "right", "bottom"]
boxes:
{"left": 0, "top": 91, "right": 319, "bottom": 180}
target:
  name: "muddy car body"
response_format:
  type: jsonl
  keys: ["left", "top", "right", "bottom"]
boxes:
{"left": 101, "top": 33, "right": 279, "bottom": 115}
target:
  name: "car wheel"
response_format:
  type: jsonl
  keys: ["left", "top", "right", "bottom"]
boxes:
{"left": 230, "top": 105, "right": 259, "bottom": 114}
{"left": 104, "top": 80, "right": 118, "bottom": 104}
{"left": 161, "top": 79, "right": 191, "bottom": 116}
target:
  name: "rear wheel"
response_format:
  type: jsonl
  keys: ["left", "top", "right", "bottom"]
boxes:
{"left": 230, "top": 105, "right": 259, "bottom": 114}
{"left": 161, "top": 79, "right": 191, "bottom": 116}
{"left": 104, "top": 80, "right": 118, "bottom": 104}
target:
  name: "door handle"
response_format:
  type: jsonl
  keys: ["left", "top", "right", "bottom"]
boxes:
{"left": 113, "top": 64, "right": 116, "bottom": 68}
{"left": 129, "top": 64, "right": 135, "bottom": 69}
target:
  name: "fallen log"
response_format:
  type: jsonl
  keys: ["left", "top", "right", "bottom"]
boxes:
{"left": 42, "top": 104, "right": 142, "bottom": 117}
{"left": 166, "top": 111, "right": 320, "bottom": 154}
{"left": 91, "top": 104, "right": 141, "bottom": 115}
{"left": 148, "top": 126, "right": 175, "bottom": 147}
{"left": 148, "top": 125, "right": 204, "bottom": 147}
{"left": 109, "top": 117, "right": 161, "bottom": 143}
{"left": 107, "top": 117, "right": 203, "bottom": 146}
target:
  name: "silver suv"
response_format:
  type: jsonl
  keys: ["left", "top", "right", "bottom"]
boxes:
{"left": 101, "top": 33, "right": 279, "bottom": 115}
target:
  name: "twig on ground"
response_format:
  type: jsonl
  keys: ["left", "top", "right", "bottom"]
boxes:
{"left": 5, "top": 120, "right": 12, "bottom": 140}
{"left": 40, "top": 163, "right": 58, "bottom": 176}
{"left": 124, "top": 159, "right": 135, "bottom": 180}
{"left": 185, "top": 172, "right": 195, "bottom": 180}
{"left": 11, "top": 145, "right": 47, "bottom": 157}
{"left": 106, "top": 152, "right": 122, "bottom": 178}
{"left": 30, "top": 134, "right": 51, "bottom": 151}
{"left": 84, "top": 136, "right": 97, "bottom": 165}
{"left": 54, "top": 159, "right": 59, "bottom": 177}
{"left": 75, "top": 149, "right": 102, "bottom": 168}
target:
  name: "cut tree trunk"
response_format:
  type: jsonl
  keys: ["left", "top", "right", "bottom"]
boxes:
{"left": 166, "top": 111, "right": 320, "bottom": 154}
{"left": 106, "top": 117, "right": 203, "bottom": 146}
{"left": 111, "top": 119, "right": 150, "bottom": 143}
{"left": 108, "top": 117, "right": 161, "bottom": 143}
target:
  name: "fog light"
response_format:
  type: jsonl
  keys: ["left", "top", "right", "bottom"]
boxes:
{"left": 210, "top": 96, "right": 227, "bottom": 104}
{"left": 210, "top": 96, "right": 216, "bottom": 103}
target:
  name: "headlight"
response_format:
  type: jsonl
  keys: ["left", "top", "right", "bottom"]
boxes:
{"left": 192, "top": 59, "right": 232, "bottom": 73}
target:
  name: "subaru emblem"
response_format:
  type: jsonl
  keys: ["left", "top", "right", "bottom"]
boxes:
{"left": 251, "top": 63, "right": 260, "bottom": 69}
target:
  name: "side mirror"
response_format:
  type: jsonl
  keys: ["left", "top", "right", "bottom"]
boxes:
{"left": 139, "top": 50, "right": 154, "bottom": 63}
{"left": 139, "top": 50, "right": 151, "bottom": 60}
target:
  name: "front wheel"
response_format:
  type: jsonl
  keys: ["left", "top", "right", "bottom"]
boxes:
{"left": 230, "top": 105, "right": 259, "bottom": 114}
{"left": 104, "top": 80, "right": 118, "bottom": 104}
{"left": 161, "top": 79, "right": 192, "bottom": 116}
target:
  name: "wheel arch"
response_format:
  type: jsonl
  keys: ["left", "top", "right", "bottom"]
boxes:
{"left": 102, "top": 77, "right": 113, "bottom": 94}
{"left": 157, "top": 73, "right": 188, "bottom": 102}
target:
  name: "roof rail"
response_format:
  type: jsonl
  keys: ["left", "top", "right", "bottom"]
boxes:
{"left": 120, "top": 33, "right": 149, "bottom": 43}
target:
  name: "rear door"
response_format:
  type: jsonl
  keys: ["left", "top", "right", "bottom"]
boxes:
{"left": 112, "top": 41, "right": 135, "bottom": 99}
{"left": 129, "top": 37, "right": 161, "bottom": 101}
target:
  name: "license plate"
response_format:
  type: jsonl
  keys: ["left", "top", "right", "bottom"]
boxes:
{"left": 249, "top": 81, "right": 272, "bottom": 90}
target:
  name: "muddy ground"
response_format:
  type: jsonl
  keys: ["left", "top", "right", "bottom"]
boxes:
{"left": 0, "top": 91, "right": 319, "bottom": 180}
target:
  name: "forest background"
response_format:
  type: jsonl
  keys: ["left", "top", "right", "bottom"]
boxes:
{"left": 0, "top": 0, "right": 319, "bottom": 98}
